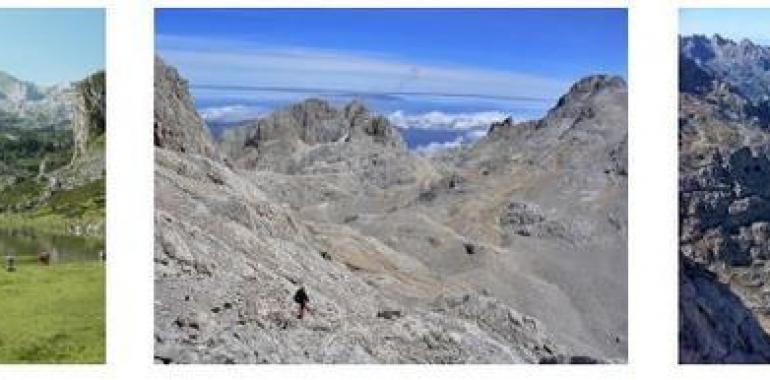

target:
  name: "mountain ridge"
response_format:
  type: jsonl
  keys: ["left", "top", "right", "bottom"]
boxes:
{"left": 0, "top": 70, "right": 75, "bottom": 129}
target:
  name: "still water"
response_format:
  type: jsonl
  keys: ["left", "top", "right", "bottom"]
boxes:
{"left": 0, "top": 229, "right": 104, "bottom": 265}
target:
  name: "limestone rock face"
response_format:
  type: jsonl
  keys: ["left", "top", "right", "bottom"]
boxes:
{"left": 154, "top": 56, "right": 217, "bottom": 159}
{"left": 72, "top": 71, "right": 105, "bottom": 162}
{"left": 679, "top": 34, "right": 770, "bottom": 362}
{"left": 155, "top": 58, "right": 627, "bottom": 363}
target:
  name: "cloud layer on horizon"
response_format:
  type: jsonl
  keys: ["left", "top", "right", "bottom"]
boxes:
{"left": 388, "top": 110, "right": 508, "bottom": 130}
{"left": 198, "top": 104, "right": 268, "bottom": 124}
{"left": 413, "top": 128, "right": 488, "bottom": 155}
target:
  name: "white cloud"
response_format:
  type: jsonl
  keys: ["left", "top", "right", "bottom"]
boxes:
{"left": 388, "top": 110, "right": 508, "bottom": 130}
{"left": 156, "top": 34, "right": 569, "bottom": 103}
{"left": 199, "top": 104, "right": 266, "bottom": 123}
{"left": 412, "top": 128, "right": 489, "bottom": 155}
{"left": 414, "top": 136, "right": 465, "bottom": 155}
{"left": 465, "top": 129, "right": 488, "bottom": 141}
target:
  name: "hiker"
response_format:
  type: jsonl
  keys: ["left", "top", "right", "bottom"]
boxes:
{"left": 38, "top": 251, "right": 51, "bottom": 266}
{"left": 293, "top": 286, "right": 310, "bottom": 319}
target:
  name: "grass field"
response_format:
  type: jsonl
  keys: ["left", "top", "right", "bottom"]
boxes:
{"left": 0, "top": 178, "right": 106, "bottom": 238}
{"left": 0, "top": 261, "right": 105, "bottom": 363}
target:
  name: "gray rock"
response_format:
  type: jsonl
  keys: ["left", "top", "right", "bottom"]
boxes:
{"left": 680, "top": 257, "right": 770, "bottom": 363}
{"left": 71, "top": 71, "right": 105, "bottom": 162}
{"left": 154, "top": 56, "right": 218, "bottom": 159}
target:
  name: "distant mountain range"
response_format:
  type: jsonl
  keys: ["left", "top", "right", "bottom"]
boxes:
{"left": 680, "top": 34, "right": 770, "bottom": 128}
{"left": 680, "top": 34, "right": 770, "bottom": 104}
{"left": 0, "top": 71, "right": 75, "bottom": 129}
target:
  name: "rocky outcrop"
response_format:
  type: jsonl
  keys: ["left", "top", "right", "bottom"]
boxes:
{"left": 154, "top": 56, "right": 218, "bottom": 159}
{"left": 680, "top": 148, "right": 770, "bottom": 265}
{"left": 500, "top": 201, "right": 573, "bottom": 241}
{"left": 72, "top": 71, "right": 105, "bottom": 162}
{"left": 680, "top": 257, "right": 770, "bottom": 363}
{"left": 155, "top": 59, "right": 627, "bottom": 363}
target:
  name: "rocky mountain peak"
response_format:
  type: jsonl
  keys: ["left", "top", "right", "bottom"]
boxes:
{"left": 713, "top": 33, "right": 731, "bottom": 46}
{"left": 680, "top": 34, "right": 770, "bottom": 128}
{"left": 555, "top": 75, "right": 626, "bottom": 107}
{"left": 0, "top": 71, "right": 44, "bottom": 103}
{"left": 480, "top": 75, "right": 627, "bottom": 148}
{"left": 243, "top": 98, "right": 346, "bottom": 149}
{"left": 680, "top": 34, "right": 770, "bottom": 104}
{"left": 539, "top": 74, "right": 626, "bottom": 128}
{"left": 220, "top": 97, "right": 405, "bottom": 171}
{"left": 273, "top": 98, "right": 402, "bottom": 148}
{"left": 0, "top": 71, "right": 71, "bottom": 127}
{"left": 154, "top": 56, "right": 218, "bottom": 159}
{"left": 740, "top": 38, "right": 758, "bottom": 50}
{"left": 343, "top": 100, "right": 370, "bottom": 127}
{"left": 289, "top": 98, "right": 339, "bottom": 126}
{"left": 467, "top": 73, "right": 627, "bottom": 185}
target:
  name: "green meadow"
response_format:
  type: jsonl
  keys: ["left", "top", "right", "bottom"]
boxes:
{"left": 0, "top": 261, "right": 105, "bottom": 363}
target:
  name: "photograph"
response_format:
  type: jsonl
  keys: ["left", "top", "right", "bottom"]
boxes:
{"left": 0, "top": 9, "right": 106, "bottom": 363}
{"left": 153, "top": 8, "right": 628, "bottom": 364}
{"left": 679, "top": 9, "right": 770, "bottom": 364}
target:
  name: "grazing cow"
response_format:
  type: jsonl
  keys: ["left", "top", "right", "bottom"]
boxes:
{"left": 38, "top": 251, "right": 51, "bottom": 266}
{"left": 5, "top": 255, "right": 15, "bottom": 272}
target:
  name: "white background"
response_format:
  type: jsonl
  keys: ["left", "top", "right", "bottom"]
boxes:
{"left": 0, "top": 0, "right": 767, "bottom": 378}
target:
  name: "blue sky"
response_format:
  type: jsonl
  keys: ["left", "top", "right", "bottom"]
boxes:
{"left": 156, "top": 9, "right": 627, "bottom": 102}
{"left": 156, "top": 9, "right": 627, "bottom": 80}
{"left": 681, "top": 9, "right": 770, "bottom": 44}
{"left": 157, "top": 9, "right": 626, "bottom": 151}
{"left": 0, "top": 9, "right": 104, "bottom": 86}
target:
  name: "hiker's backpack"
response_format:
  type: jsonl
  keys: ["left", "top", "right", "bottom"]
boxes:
{"left": 294, "top": 288, "right": 307, "bottom": 304}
